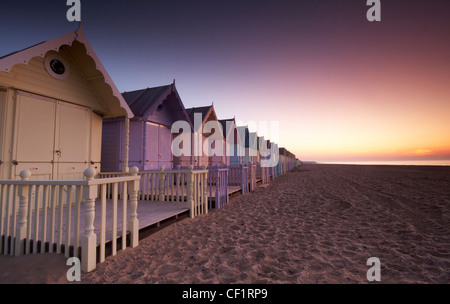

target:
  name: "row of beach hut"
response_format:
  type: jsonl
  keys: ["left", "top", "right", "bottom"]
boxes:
{"left": 0, "top": 25, "right": 298, "bottom": 271}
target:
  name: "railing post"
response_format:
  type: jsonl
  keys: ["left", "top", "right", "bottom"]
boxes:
{"left": 128, "top": 166, "right": 140, "bottom": 248}
{"left": 187, "top": 165, "right": 194, "bottom": 218}
{"left": 81, "top": 168, "right": 98, "bottom": 272}
{"left": 240, "top": 164, "right": 245, "bottom": 194}
{"left": 263, "top": 165, "right": 267, "bottom": 183}
{"left": 15, "top": 170, "right": 31, "bottom": 256}
{"left": 159, "top": 166, "right": 165, "bottom": 201}
{"left": 214, "top": 164, "right": 219, "bottom": 209}
{"left": 202, "top": 165, "right": 208, "bottom": 215}
{"left": 253, "top": 165, "right": 256, "bottom": 190}
{"left": 249, "top": 164, "right": 254, "bottom": 192}
{"left": 225, "top": 167, "right": 229, "bottom": 204}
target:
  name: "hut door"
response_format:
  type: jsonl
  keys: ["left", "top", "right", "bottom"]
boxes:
{"left": 158, "top": 125, "right": 172, "bottom": 169}
{"left": 145, "top": 122, "right": 173, "bottom": 170}
{"left": 14, "top": 92, "right": 89, "bottom": 180}
{"left": 145, "top": 123, "right": 159, "bottom": 170}
{"left": 54, "top": 101, "right": 90, "bottom": 180}
{"left": 14, "top": 93, "right": 56, "bottom": 180}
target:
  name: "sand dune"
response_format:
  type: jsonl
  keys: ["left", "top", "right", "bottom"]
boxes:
{"left": 1, "top": 164, "right": 449, "bottom": 284}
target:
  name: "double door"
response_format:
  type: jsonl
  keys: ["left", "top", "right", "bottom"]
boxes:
{"left": 144, "top": 122, "right": 172, "bottom": 170}
{"left": 14, "top": 91, "right": 91, "bottom": 180}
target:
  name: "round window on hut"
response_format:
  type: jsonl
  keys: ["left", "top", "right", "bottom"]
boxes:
{"left": 50, "top": 59, "right": 65, "bottom": 75}
{"left": 44, "top": 54, "right": 70, "bottom": 80}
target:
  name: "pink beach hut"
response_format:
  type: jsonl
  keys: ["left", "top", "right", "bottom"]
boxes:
{"left": 219, "top": 118, "right": 243, "bottom": 166}
{"left": 237, "top": 126, "right": 257, "bottom": 165}
{"left": 101, "top": 82, "right": 193, "bottom": 172}
{"left": 185, "top": 104, "right": 224, "bottom": 168}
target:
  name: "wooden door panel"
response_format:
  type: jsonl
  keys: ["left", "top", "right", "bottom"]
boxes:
{"left": 55, "top": 101, "right": 89, "bottom": 179}
{"left": 15, "top": 94, "right": 56, "bottom": 179}
{"left": 145, "top": 123, "right": 159, "bottom": 170}
{"left": 158, "top": 125, "right": 172, "bottom": 169}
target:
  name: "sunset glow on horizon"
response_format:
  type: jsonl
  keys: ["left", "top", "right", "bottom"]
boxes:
{"left": 1, "top": 0, "right": 449, "bottom": 164}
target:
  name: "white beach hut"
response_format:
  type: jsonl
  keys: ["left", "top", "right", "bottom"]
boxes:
{"left": 0, "top": 25, "right": 133, "bottom": 180}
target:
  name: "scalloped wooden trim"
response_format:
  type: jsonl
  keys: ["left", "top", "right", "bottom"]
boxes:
{"left": 0, "top": 24, "right": 133, "bottom": 119}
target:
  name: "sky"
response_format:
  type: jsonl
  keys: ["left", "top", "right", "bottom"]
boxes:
{"left": 1, "top": 0, "right": 449, "bottom": 163}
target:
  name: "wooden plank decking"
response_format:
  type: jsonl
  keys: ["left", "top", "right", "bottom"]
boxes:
{"left": 207, "top": 185, "right": 242, "bottom": 198}
{"left": 82, "top": 199, "right": 189, "bottom": 245}
{"left": 4, "top": 184, "right": 249, "bottom": 256}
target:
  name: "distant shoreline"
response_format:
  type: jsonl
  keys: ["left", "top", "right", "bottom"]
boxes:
{"left": 312, "top": 160, "right": 450, "bottom": 167}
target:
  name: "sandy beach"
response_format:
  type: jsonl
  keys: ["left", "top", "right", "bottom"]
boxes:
{"left": 1, "top": 164, "right": 449, "bottom": 284}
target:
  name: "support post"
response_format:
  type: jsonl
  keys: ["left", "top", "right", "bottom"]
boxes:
{"left": 202, "top": 165, "right": 208, "bottom": 215}
{"left": 158, "top": 166, "right": 165, "bottom": 201}
{"left": 123, "top": 117, "right": 130, "bottom": 173}
{"left": 214, "top": 164, "right": 219, "bottom": 209}
{"left": 252, "top": 164, "right": 256, "bottom": 191}
{"left": 15, "top": 170, "right": 31, "bottom": 256}
{"left": 81, "top": 168, "right": 98, "bottom": 272}
{"left": 225, "top": 166, "right": 229, "bottom": 204}
{"left": 187, "top": 165, "right": 194, "bottom": 218}
{"left": 240, "top": 164, "right": 245, "bottom": 194}
{"left": 128, "top": 166, "right": 140, "bottom": 248}
{"left": 248, "top": 164, "right": 253, "bottom": 192}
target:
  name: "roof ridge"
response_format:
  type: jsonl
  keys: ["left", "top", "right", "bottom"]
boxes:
{"left": 128, "top": 87, "right": 149, "bottom": 106}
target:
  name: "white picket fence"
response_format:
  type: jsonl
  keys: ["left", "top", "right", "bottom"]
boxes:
{"left": 0, "top": 167, "right": 141, "bottom": 272}
{"left": 98, "top": 165, "right": 209, "bottom": 219}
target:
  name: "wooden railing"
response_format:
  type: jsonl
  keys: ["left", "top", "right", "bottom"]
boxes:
{"left": 98, "top": 166, "right": 208, "bottom": 219}
{"left": 0, "top": 167, "right": 141, "bottom": 272}
{"left": 248, "top": 164, "right": 257, "bottom": 192}
{"left": 207, "top": 166, "right": 229, "bottom": 209}
{"left": 272, "top": 165, "right": 278, "bottom": 180}
{"left": 227, "top": 165, "right": 249, "bottom": 194}
{"left": 176, "top": 165, "right": 230, "bottom": 210}
{"left": 256, "top": 164, "right": 270, "bottom": 184}
{"left": 241, "top": 166, "right": 249, "bottom": 194}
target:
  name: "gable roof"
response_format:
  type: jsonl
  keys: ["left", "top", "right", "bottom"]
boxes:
{"left": 219, "top": 118, "right": 243, "bottom": 145}
{"left": 122, "top": 82, "right": 192, "bottom": 127}
{"left": 218, "top": 118, "right": 235, "bottom": 138}
{"left": 186, "top": 105, "right": 212, "bottom": 124}
{"left": 0, "top": 24, "right": 133, "bottom": 118}
{"left": 123, "top": 84, "right": 171, "bottom": 116}
{"left": 185, "top": 104, "right": 218, "bottom": 131}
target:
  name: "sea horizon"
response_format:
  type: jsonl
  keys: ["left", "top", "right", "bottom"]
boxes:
{"left": 318, "top": 160, "right": 450, "bottom": 167}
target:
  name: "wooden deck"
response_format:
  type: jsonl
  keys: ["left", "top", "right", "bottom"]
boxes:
{"left": 4, "top": 184, "right": 249, "bottom": 255}
{"left": 89, "top": 185, "right": 247, "bottom": 240}
{"left": 207, "top": 185, "right": 242, "bottom": 198}
{"left": 88, "top": 199, "right": 189, "bottom": 244}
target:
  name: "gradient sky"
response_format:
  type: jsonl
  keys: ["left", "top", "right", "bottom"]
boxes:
{"left": 1, "top": 0, "right": 449, "bottom": 162}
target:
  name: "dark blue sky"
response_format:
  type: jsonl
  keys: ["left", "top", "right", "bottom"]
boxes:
{"left": 1, "top": 0, "right": 450, "bottom": 161}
